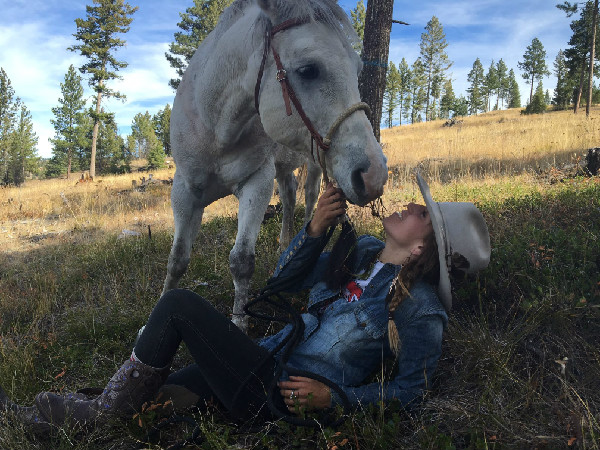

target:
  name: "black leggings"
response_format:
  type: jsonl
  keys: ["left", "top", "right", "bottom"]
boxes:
{"left": 134, "top": 289, "right": 280, "bottom": 421}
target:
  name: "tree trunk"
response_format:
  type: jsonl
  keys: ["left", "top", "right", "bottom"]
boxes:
{"left": 358, "top": 0, "right": 394, "bottom": 142}
{"left": 67, "top": 148, "right": 72, "bottom": 180}
{"left": 574, "top": 60, "right": 586, "bottom": 113}
{"left": 529, "top": 74, "right": 535, "bottom": 104}
{"left": 90, "top": 89, "right": 102, "bottom": 179}
{"left": 587, "top": 0, "right": 599, "bottom": 117}
{"left": 425, "top": 68, "right": 432, "bottom": 120}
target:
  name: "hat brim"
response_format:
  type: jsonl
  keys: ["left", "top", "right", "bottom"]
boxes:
{"left": 416, "top": 173, "right": 452, "bottom": 310}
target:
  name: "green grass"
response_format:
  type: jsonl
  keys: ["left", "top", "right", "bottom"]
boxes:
{"left": 1, "top": 176, "right": 599, "bottom": 449}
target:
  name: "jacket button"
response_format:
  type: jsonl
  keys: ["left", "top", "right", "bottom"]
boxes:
{"left": 359, "top": 322, "right": 366, "bottom": 328}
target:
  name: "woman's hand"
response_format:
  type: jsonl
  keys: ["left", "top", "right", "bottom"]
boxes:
{"left": 278, "top": 376, "right": 332, "bottom": 413}
{"left": 307, "top": 183, "right": 347, "bottom": 237}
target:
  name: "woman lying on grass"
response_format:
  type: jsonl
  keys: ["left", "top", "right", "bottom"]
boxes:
{"left": 0, "top": 174, "right": 490, "bottom": 432}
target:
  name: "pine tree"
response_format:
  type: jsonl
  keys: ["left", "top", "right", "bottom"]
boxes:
{"left": 358, "top": 0, "right": 394, "bottom": 140}
{"left": 408, "top": 58, "right": 427, "bottom": 124}
{"left": 419, "top": 16, "right": 452, "bottom": 121}
{"left": 96, "top": 113, "right": 129, "bottom": 174}
{"left": 0, "top": 69, "right": 15, "bottom": 142}
{"left": 553, "top": 49, "right": 572, "bottom": 109}
{"left": 129, "top": 112, "right": 160, "bottom": 159}
{"left": 467, "top": 58, "right": 485, "bottom": 114}
{"left": 439, "top": 79, "right": 456, "bottom": 119}
{"left": 507, "top": 69, "right": 522, "bottom": 108}
{"left": 350, "top": 0, "right": 366, "bottom": 53}
{"left": 518, "top": 37, "right": 551, "bottom": 104}
{"left": 49, "top": 65, "right": 87, "bottom": 179}
{"left": 453, "top": 95, "right": 469, "bottom": 117}
{"left": 483, "top": 61, "right": 499, "bottom": 111}
{"left": 147, "top": 140, "right": 166, "bottom": 170}
{"left": 153, "top": 104, "right": 171, "bottom": 156}
{"left": 69, "top": 0, "right": 137, "bottom": 179}
{"left": 165, "top": 0, "right": 234, "bottom": 90}
{"left": 396, "top": 58, "right": 412, "bottom": 125}
{"left": 496, "top": 59, "right": 509, "bottom": 109}
{"left": 0, "top": 68, "right": 17, "bottom": 183}
{"left": 383, "top": 62, "right": 401, "bottom": 128}
{"left": 522, "top": 82, "right": 547, "bottom": 114}
{"left": 558, "top": 1, "right": 600, "bottom": 114}
{"left": 430, "top": 74, "right": 443, "bottom": 120}
{"left": 76, "top": 113, "right": 93, "bottom": 171}
{"left": 586, "top": 0, "right": 598, "bottom": 116}
{"left": 3, "top": 100, "right": 38, "bottom": 185}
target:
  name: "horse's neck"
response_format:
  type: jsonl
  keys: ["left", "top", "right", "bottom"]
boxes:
{"left": 191, "top": 8, "right": 265, "bottom": 141}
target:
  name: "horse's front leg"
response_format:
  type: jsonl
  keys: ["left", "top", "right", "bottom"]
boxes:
{"left": 230, "top": 162, "right": 276, "bottom": 332}
{"left": 303, "top": 161, "right": 322, "bottom": 225}
{"left": 276, "top": 165, "right": 298, "bottom": 250}
{"left": 163, "top": 174, "right": 205, "bottom": 295}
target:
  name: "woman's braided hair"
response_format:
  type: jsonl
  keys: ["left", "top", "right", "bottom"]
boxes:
{"left": 325, "top": 223, "right": 440, "bottom": 355}
{"left": 386, "top": 231, "right": 440, "bottom": 355}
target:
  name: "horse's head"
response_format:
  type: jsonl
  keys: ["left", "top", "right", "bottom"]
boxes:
{"left": 254, "top": 0, "right": 388, "bottom": 206}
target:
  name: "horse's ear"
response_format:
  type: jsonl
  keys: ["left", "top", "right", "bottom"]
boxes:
{"left": 256, "top": 0, "right": 279, "bottom": 22}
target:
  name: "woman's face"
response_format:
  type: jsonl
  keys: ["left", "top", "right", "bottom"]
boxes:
{"left": 382, "top": 203, "right": 433, "bottom": 249}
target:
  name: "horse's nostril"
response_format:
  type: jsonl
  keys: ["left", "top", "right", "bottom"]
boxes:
{"left": 351, "top": 168, "right": 366, "bottom": 199}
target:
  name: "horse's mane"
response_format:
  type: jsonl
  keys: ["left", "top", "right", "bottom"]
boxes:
{"left": 214, "top": 0, "right": 360, "bottom": 52}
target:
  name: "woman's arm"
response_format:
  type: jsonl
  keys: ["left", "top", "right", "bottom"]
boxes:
{"left": 307, "top": 183, "right": 347, "bottom": 237}
{"left": 270, "top": 183, "right": 347, "bottom": 291}
{"left": 276, "top": 313, "right": 445, "bottom": 412}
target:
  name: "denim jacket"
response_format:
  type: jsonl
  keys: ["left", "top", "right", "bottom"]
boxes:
{"left": 259, "top": 224, "right": 448, "bottom": 409}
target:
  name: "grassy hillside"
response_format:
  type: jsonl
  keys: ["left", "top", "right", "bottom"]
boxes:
{"left": 380, "top": 106, "right": 600, "bottom": 182}
{"left": 0, "top": 108, "right": 599, "bottom": 449}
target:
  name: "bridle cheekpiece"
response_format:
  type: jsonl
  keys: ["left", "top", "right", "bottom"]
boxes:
{"left": 254, "top": 17, "right": 371, "bottom": 183}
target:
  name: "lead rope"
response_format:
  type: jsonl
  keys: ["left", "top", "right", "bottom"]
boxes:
{"left": 140, "top": 225, "right": 344, "bottom": 450}
{"left": 143, "top": 200, "right": 386, "bottom": 448}
{"left": 242, "top": 222, "right": 352, "bottom": 428}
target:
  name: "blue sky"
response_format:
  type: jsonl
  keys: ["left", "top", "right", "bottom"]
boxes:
{"left": 0, "top": 0, "right": 573, "bottom": 158}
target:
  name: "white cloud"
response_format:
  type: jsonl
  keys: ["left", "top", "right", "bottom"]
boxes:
{"left": 0, "top": 17, "right": 177, "bottom": 158}
{"left": 0, "top": 21, "right": 85, "bottom": 157}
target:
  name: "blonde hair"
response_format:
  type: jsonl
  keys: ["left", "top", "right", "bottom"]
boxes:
{"left": 386, "top": 232, "right": 440, "bottom": 355}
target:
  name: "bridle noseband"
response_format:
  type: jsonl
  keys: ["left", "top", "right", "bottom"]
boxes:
{"left": 254, "top": 17, "right": 371, "bottom": 183}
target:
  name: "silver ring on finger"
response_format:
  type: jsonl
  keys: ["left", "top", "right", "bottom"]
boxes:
{"left": 290, "top": 390, "right": 296, "bottom": 400}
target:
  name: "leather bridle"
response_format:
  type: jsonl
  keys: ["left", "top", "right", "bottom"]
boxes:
{"left": 254, "top": 17, "right": 371, "bottom": 183}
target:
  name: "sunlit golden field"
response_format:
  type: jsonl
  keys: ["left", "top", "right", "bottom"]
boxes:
{"left": 2, "top": 107, "right": 597, "bottom": 257}
{"left": 381, "top": 106, "right": 600, "bottom": 181}
{"left": 2, "top": 107, "right": 598, "bottom": 258}
{"left": 0, "top": 167, "right": 244, "bottom": 255}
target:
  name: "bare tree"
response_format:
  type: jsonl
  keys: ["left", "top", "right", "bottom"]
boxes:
{"left": 358, "top": 0, "right": 395, "bottom": 141}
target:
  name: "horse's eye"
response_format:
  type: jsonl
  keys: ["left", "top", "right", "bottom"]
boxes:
{"left": 296, "top": 65, "right": 320, "bottom": 80}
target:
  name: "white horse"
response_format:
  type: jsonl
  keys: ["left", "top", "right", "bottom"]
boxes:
{"left": 164, "top": 0, "right": 388, "bottom": 330}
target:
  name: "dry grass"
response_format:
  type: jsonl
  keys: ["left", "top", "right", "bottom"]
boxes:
{"left": 2, "top": 107, "right": 597, "bottom": 260}
{"left": 0, "top": 108, "right": 599, "bottom": 449}
{"left": 381, "top": 107, "right": 600, "bottom": 182}
{"left": 0, "top": 167, "right": 245, "bottom": 256}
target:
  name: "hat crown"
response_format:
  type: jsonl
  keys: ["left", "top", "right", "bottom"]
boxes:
{"left": 416, "top": 173, "right": 491, "bottom": 311}
{"left": 437, "top": 202, "right": 491, "bottom": 274}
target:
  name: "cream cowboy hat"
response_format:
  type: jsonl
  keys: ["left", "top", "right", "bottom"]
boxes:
{"left": 416, "top": 173, "right": 491, "bottom": 310}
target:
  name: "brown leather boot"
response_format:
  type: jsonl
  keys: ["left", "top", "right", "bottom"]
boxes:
{"left": 34, "top": 360, "right": 168, "bottom": 428}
